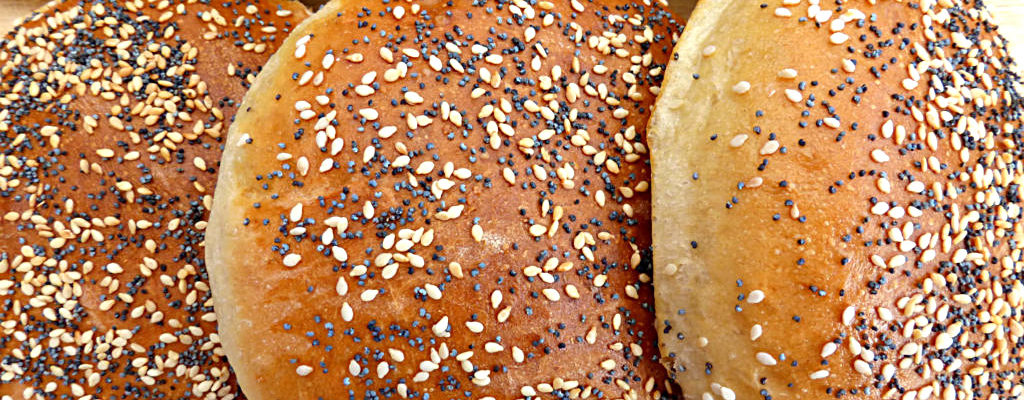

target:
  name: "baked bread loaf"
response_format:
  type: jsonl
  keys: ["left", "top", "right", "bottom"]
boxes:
{"left": 206, "top": 0, "right": 681, "bottom": 398}
{"left": 0, "top": 1, "right": 307, "bottom": 398}
{"left": 650, "top": 0, "right": 1024, "bottom": 399}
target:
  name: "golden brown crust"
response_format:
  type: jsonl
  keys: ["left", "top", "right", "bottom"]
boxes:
{"left": 207, "top": 0, "right": 682, "bottom": 398}
{"left": 651, "top": 0, "right": 1024, "bottom": 399}
{"left": 0, "top": 1, "right": 308, "bottom": 398}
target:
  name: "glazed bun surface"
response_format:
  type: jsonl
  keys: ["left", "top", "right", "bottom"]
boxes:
{"left": 206, "top": 0, "right": 681, "bottom": 399}
{"left": 650, "top": 0, "right": 1024, "bottom": 399}
{"left": 0, "top": 1, "right": 307, "bottom": 398}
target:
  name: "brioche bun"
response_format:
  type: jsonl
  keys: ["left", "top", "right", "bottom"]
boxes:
{"left": 0, "top": 1, "right": 307, "bottom": 398}
{"left": 651, "top": 1, "right": 1024, "bottom": 399}
{"left": 207, "top": 0, "right": 682, "bottom": 398}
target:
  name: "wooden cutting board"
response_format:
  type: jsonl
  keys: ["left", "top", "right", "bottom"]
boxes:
{"left": 0, "top": 1, "right": 1021, "bottom": 63}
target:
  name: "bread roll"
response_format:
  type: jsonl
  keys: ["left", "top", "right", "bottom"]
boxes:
{"left": 650, "top": 1, "right": 1024, "bottom": 399}
{"left": 206, "top": 0, "right": 682, "bottom": 398}
{"left": 0, "top": 1, "right": 307, "bottom": 398}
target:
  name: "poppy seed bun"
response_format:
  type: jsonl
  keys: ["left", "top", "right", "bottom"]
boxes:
{"left": 0, "top": 1, "right": 307, "bottom": 398}
{"left": 206, "top": 0, "right": 681, "bottom": 398}
{"left": 650, "top": 0, "right": 1024, "bottom": 399}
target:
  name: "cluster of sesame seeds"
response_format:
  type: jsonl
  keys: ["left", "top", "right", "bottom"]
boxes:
{"left": 0, "top": 0, "right": 302, "bottom": 398}
{"left": 216, "top": 0, "right": 682, "bottom": 398}
{"left": 658, "top": 0, "right": 1024, "bottom": 399}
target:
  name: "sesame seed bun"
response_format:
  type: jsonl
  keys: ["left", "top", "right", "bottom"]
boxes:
{"left": 0, "top": 0, "right": 308, "bottom": 398}
{"left": 651, "top": 1, "right": 1024, "bottom": 399}
{"left": 206, "top": 0, "right": 682, "bottom": 398}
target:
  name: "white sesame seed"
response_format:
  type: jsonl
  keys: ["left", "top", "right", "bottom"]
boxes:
{"left": 702, "top": 45, "right": 717, "bottom": 57}
{"left": 355, "top": 85, "right": 375, "bottom": 96}
{"left": 358, "top": 108, "right": 379, "bottom": 120}
{"left": 363, "top": 201, "right": 374, "bottom": 219}
{"left": 298, "top": 70, "right": 313, "bottom": 85}
{"left": 809, "top": 370, "right": 830, "bottom": 380}
{"left": 778, "top": 68, "right": 798, "bottom": 79}
{"left": 842, "top": 306, "right": 856, "bottom": 326}
{"left": 318, "top": 158, "right": 334, "bottom": 173}
{"left": 415, "top": 161, "right": 434, "bottom": 175}
{"left": 432, "top": 316, "right": 450, "bottom": 337}
{"left": 341, "top": 302, "right": 353, "bottom": 321}
{"left": 730, "top": 134, "right": 749, "bottom": 148}
{"left": 759, "top": 140, "right": 780, "bottom": 155}
{"left": 854, "top": 360, "right": 872, "bottom": 375}
{"left": 349, "top": 359, "right": 361, "bottom": 376}
{"left": 484, "top": 342, "right": 504, "bottom": 353}
{"left": 106, "top": 263, "right": 124, "bottom": 274}
{"left": 360, "top": 71, "right": 377, "bottom": 85}
{"left": 283, "top": 253, "right": 301, "bottom": 267}
{"left": 471, "top": 224, "right": 484, "bottom": 242}
{"left": 332, "top": 246, "right": 348, "bottom": 262}
{"left": 881, "top": 120, "right": 895, "bottom": 138}
{"left": 289, "top": 203, "right": 303, "bottom": 222}
{"left": 388, "top": 348, "right": 405, "bottom": 362}
{"left": 296, "top": 365, "right": 313, "bottom": 376}
{"left": 815, "top": 9, "right": 833, "bottom": 24}
{"left": 336, "top": 277, "right": 349, "bottom": 296}
{"left": 405, "top": 91, "right": 424, "bottom": 104}
{"left": 424, "top": 284, "right": 442, "bottom": 300}
{"left": 935, "top": 332, "right": 954, "bottom": 350}
{"left": 465, "top": 321, "right": 484, "bottom": 333}
{"left": 490, "top": 290, "right": 503, "bottom": 309}
{"left": 870, "top": 149, "right": 890, "bottom": 163}
{"left": 784, "top": 89, "right": 803, "bottom": 103}
{"left": 565, "top": 284, "right": 580, "bottom": 299}
{"left": 756, "top": 352, "right": 777, "bottom": 366}
{"left": 732, "top": 81, "right": 751, "bottom": 94}
{"left": 747, "top": 290, "right": 765, "bottom": 304}
{"left": 821, "top": 342, "right": 838, "bottom": 358}
{"left": 360, "top": 289, "right": 379, "bottom": 302}
{"left": 829, "top": 32, "right": 849, "bottom": 44}
{"left": 157, "top": 332, "right": 179, "bottom": 344}
{"left": 322, "top": 53, "right": 335, "bottom": 70}
{"left": 830, "top": 18, "right": 845, "bottom": 32}
{"left": 877, "top": 177, "right": 891, "bottom": 193}
{"left": 877, "top": 307, "right": 894, "bottom": 321}
{"left": 842, "top": 58, "right": 856, "bottom": 72}
{"left": 750, "top": 324, "right": 763, "bottom": 341}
